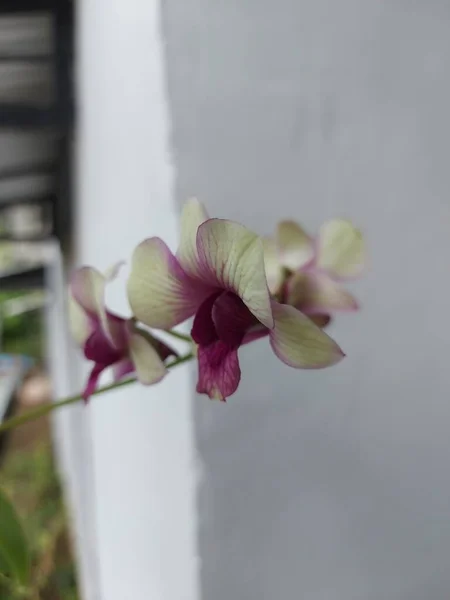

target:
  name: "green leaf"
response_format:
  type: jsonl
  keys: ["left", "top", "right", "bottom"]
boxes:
{"left": 0, "top": 488, "right": 29, "bottom": 585}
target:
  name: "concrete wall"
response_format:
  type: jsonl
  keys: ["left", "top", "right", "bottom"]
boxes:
{"left": 163, "top": 1, "right": 450, "bottom": 598}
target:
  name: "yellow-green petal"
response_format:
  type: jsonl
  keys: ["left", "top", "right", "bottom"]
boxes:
{"left": 71, "top": 263, "right": 123, "bottom": 346}
{"left": 127, "top": 237, "right": 203, "bottom": 330}
{"left": 316, "top": 219, "right": 365, "bottom": 278}
{"left": 262, "top": 236, "right": 284, "bottom": 294}
{"left": 196, "top": 219, "right": 274, "bottom": 328}
{"left": 70, "top": 266, "right": 104, "bottom": 315}
{"left": 276, "top": 220, "right": 315, "bottom": 271}
{"left": 286, "top": 272, "right": 359, "bottom": 313}
{"left": 176, "top": 197, "right": 209, "bottom": 278}
{"left": 128, "top": 330, "right": 167, "bottom": 385}
{"left": 269, "top": 301, "right": 345, "bottom": 368}
{"left": 67, "top": 293, "right": 92, "bottom": 346}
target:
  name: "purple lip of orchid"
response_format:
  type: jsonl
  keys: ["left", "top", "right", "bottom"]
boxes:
{"left": 68, "top": 264, "right": 177, "bottom": 403}
{"left": 191, "top": 291, "right": 261, "bottom": 399}
{"left": 127, "top": 199, "right": 345, "bottom": 402}
{"left": 82, "top": 314, "right": 130, "bottom": 401}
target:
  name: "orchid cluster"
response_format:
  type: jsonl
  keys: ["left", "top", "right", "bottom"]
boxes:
{"left": 68, "top": 199, "right": 366, "bottom": 403}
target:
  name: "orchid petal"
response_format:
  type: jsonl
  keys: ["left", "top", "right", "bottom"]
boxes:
{"left": 262, "top": 237, "right": 284, "bottom": 294}
{"left": 127, "top": 237, "right": 208, "bottom": 330}
{"left": 316, "top": 219, "right": 365, "bottom": 279}
{"left": 309, "top": 314, "right": 332, "bottom": 329}
{"left": 67, "top": 293, "right": 92, "bottom": 346}
{"left": 212, "top": 292, "right": 258, "bottom": 346}
{"left": 196, "top": 219, "right": 274, "bottom": 329}
{"left": 276, "top": 220, "right": 315, "bottom": 271}
{"left": 104, "top": 260, "right": 125, "bottom": 282}
{"left": 113, "top": 358, "right": 135, "bottom": 382}
{"left": 132, "top": 326, "right": 178, "bottom": 362}
{"left": 191, "top": 292, "right": 221, "bottom": 346}
{"left": 82, "top": 363, "right": 106, "bottom": 402}
{"left": 99, "top": 262, "right": 127, "bottom": 345}
{"left": 84, "top": 327, "right": 124, "bottom": 364}
{"left": 241, "top": 325, "right": 268, "bottom": 346}
{"left": 196, "top": 342, "right": 241, "bottom": 401}
{"left": 286, "top": 272, "right": 359, "bottom": 313}
{"left": 70, "top": 263, "right": 125, "bottom": 346}
{"left": 176, "top": 198, "right": 209, "bottom": 278}
{"left": 129, "top": 331, "right": 168, "bottom": 385}
{"left": 70, "top": 266, "right": 104, "bottom": 315}
{"left": 269, "top": 301, "right": 345, "bottom": 368}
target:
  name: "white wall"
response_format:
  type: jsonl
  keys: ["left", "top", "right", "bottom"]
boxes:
{"left": 162, "top": 1, "right": 450, "bottom": 598}
{"left": 76, "top": 0, "right": 199, "bottom": 598}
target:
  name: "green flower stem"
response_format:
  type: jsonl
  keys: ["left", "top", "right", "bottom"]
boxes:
{"left": 0, "top": 353, "right": 194, "bottom": 435}
{"left": 164, "top": 329, "right": 193, "bottom": 343}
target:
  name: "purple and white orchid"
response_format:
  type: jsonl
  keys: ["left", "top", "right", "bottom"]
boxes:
{"left": 264, "top": 218, "right": 366, "bottom": 326}
{"left": 68, "top": 263, "right": 176, "bottom": 401}
{"left": 127, "top": 199, "right": 345, "bottom": 401}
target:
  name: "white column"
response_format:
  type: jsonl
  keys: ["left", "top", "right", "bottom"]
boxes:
{"left": 76, "top": 1, "right": 199, "bottom": 599}
{"left": 45, "top": 241, "right": 99, "bottom": 600}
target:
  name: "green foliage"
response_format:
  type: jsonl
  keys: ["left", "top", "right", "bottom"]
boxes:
{"left": 0, "top": 444, "right": 79, "bottom": 599}
{"left": 0, "top": 289, "right": 77, "bottom": 597}
{"left": 0, "top": 489, "right": 30, "bottom": 587}
{"left": 0, "top": 291, "right": 44, "bottom": 360}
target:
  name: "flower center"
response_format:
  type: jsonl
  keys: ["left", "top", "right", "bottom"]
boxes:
{"left": 191, "top": 291, "right": 258, "bottom": 352}
{"left": 84, "top": 328, "right": 124, "bottom": 366}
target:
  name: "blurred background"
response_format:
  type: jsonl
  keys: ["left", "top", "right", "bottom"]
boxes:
{"left": 2, "top": 1, "right": 450, "bottom": 600}
{"left": 0, "top": 1, "right": 76, "bottom": 598}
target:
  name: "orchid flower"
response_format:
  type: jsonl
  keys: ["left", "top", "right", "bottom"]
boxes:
{"left": 68, "top": 263, "right": 177, "bottom": 402}
{"left": 264, "top": 219, "right": 366, "bottom": 326}
{"left": 127, "top": 199, "right": 344, "bottom": 401}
